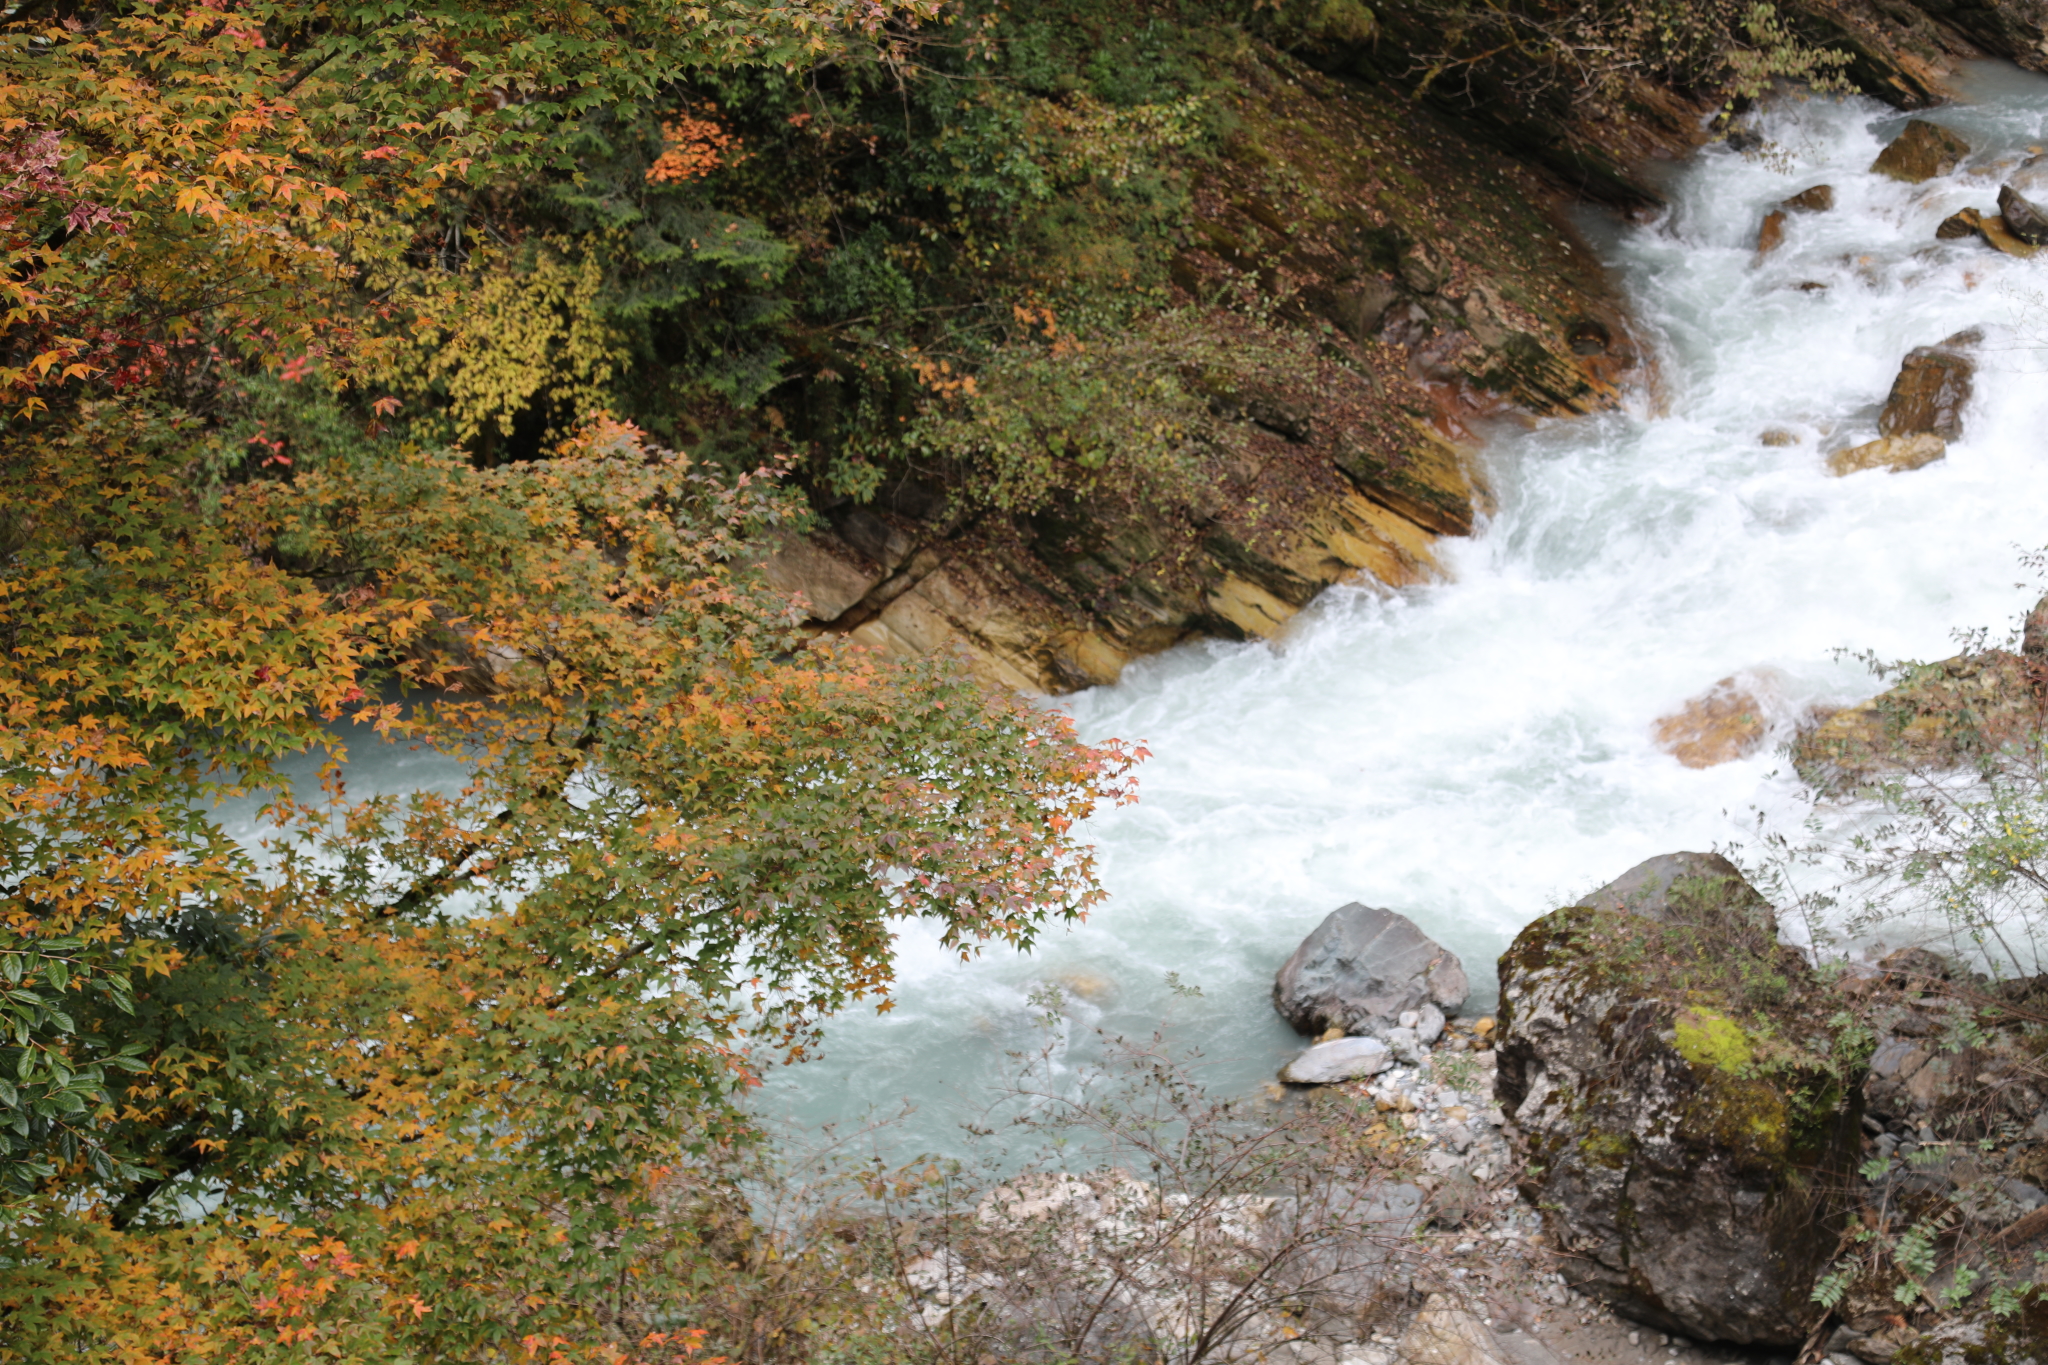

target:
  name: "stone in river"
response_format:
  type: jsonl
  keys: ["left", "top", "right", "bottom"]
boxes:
{"left": 1879, "top": 340, "right": 1975, "bottom": 440}
{"left": 1982, "top": 212, "right": 2044, "bottom": 258}
{"left": 1280, "top": 1035, "right": 1393, "bottom": 1085}
{"left": 1273, "top": 903, "right": 1468, "bottom": 1037}
{"left": 1781, "top": 184, "right": 1834, "bottom": 213}
{"left": 1827, "top": 433, "right": 1947, "bottom": 477}
{"left": 1869, "top": 119, "right": 1970, "bottom": 183}
{"left": 1755, "top": 209, "right": 1787, "bottom": 257}
{"left": 1999, "top": 153, "right": 2048, "bottom": 245}
{"left": 1937, "top": 207, "right": 1987, "bottom": 241}
{"left": 1653, "top": 677, "right": 1770, "bottom": 768}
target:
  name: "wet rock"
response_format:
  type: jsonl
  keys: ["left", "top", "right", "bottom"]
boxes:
{"left": 1879, "top": 340, "right": 1975, "bottom": 441}
{"left": 1652, "top": 677, "right": 1771, "bottom": 768}
{"left": 1498, "top": 855, "right": 1863, "bottom": 1345}
{"left": 1280, "top": 1035, "right": 1395, "bottom": 1084}
{"left": 1937, "top": 207, "right": 1985, "bottom": 241}
{"left": 1869, "top": 119, "right": 1970, "bottom": 183}
{"left": 1273, "top": 903, "right": 1469, "bottom": 1038}
{"left": 1756, "top": 209, "right": 1788, "bottom": 257}
{"left": 1980, "top": 212, "right": 2042, "bottom": 258}
{"left": 1934, "top": 205, "right": 2042, "bottom": 258}
{"left": 1782, "top": 184, "right": 1835, "bottom": 213}
{"left": 1759, "top": 428, "right": 1800, "bottom": 447}
{"left": 1999, "top": 153, "right": 2048, "bottom": 245}
{"left": 1826, "top": 433, "right": 1947, "bottom": 476}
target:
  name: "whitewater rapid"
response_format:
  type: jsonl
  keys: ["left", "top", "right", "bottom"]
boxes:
{"left": 761, "top": 65, "right": 2048, "bottom": 1156}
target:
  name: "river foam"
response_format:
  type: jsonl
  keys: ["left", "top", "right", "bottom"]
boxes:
{"left": 759, "top": 66, "right": 2048, "bottom": 1156}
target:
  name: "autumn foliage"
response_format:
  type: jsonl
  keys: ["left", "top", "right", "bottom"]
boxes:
{"left": 0, "top": 0, "right": 1135, "bottom": 1358}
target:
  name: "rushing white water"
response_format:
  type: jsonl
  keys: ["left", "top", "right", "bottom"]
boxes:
{"left": 759, "top": 65, "right": 2048, "bottom": 1157}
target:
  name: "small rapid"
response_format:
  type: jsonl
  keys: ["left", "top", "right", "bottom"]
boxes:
{"left": 760, "top": 65, "right": 2048, "bottom": 1157}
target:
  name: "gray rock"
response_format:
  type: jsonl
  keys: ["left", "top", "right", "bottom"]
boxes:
{"left": 1273, "top": 903, "right": 1469, "bottom": 1037}
{"left": 1280, "top": 1035, "right": 1394, "bottom": 1085}
{"left": 1384, "top": 1027, "right": 1424, "bottom": 1064}
{"left": 2000, "top": 154, "right": 2048, "bottom": 245}
{"left": 1571, "top": 851, "right": 1775, "bottom": 934}
{"left": 1498, "top": 856, "right": 1863, "bottom": 1345}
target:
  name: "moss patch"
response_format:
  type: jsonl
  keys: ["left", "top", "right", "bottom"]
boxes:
{"left": 1675, "top": 1008, "right": 1754, "bottom": 1074}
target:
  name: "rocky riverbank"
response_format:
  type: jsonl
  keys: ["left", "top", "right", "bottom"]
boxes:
{"left": 755, "top": 0, "right": 2048, "bottom": 696}
{"left": 1258, "top": 843, "right": 2048, "bottom": 1365}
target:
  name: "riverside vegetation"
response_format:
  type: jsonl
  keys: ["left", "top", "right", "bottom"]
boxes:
{"left": 12, "top": 0, "right": 2048, "bottom": 1359}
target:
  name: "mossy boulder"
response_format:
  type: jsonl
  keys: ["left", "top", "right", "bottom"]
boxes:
{"left": 1495, "top": 854, "right": 1867, "bottom": 1345}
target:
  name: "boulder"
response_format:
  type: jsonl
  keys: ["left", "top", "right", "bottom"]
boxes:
{"left": 1273, "top": 903, "right": 1468, "bottom": 1038}
{"left": 1279, "top": 1035, "right": 1394, "bottom": 1085}
{"left": 1869, "top": 119, "right": 1970, "bottom": 183}
{"left": 1567, "top": 851, "right": 1773, "bottom": 925}
{"left": 1496, "top": 854, "right": 1865, "bottom": 1345}
{"left": 1999, "top": 153, "right": 2048, "bottom": 245}
{"left": 1879, "top": 336, "right": 1977, "bottom": 441}
{"left": 1652, "top": 676, "right": 1771, "bottom": 768}
{"left": 1826, "top": 433, "right": 1947, "bottom": 477}
{"left": 1782, "top": 184, "right": 1835, "bottom": 213}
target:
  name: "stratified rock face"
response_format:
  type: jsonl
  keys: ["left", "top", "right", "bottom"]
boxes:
{"left": 1879, "top": 338, "right": 1976, "bottom": 439}
{"left": 1999, "top": 154, "right": 2048, "bottom": 244}
{"left": 1495, "top": 855, "right": 1866, "bottom": 1345}
{"left": 1870, "top": 119, "right": 1970, "bottom": 182}
{"left": 1273, "top": 903, "right": 1468, "bottom": 1038}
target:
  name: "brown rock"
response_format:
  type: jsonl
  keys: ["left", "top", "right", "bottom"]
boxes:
{"left": 1759, "top": 428, "right": 1800, "bottom": 447}
{"left": 1781, "top": 184, "right": 1835, "bottom": 213}
{"left": 1756, "top": 209, "right": 1788, "bottom": 257}
{"left": 1981, "top": 213, "right": 2043, "bottom": 258}
{"left": 760, "top": 532, "right": 884, "bottom": 621}
{"left": 1879, "top": 344, "right": 1975, "bottom": 440}
{"left": 1826, "top": 433, "right": 1947, "bottom": 476}
{"left": 1869, "top": 119, "right": 1971, "bottom": 183}
{"left": 1937, "top": 207, "right": 1986, "bottom": 241}
{"left": 1653, "top": 677, "right": 1771, "bottom": 768}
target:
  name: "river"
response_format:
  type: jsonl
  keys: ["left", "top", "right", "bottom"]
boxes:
{"left": 758, "top": 64, "right": 2048, "bottom": 1159}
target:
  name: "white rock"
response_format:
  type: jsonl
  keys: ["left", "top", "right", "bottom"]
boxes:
{"left": 1417, "top": 1003, "right": 1447, "bottom": 1044}
{"left": 1384, "top": 1026, "right": 1424, "bottom": 1063}
{"left": 1400, "top": 1010, "right": 1423, "bottom": 1029}
{"left": 1280, "top": 1035, "right": 1394, "bottom": 1084}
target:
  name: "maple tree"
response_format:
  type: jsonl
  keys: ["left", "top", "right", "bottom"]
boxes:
{"left": 0, "top": 0, "right": 1135, "bottom": 1358}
